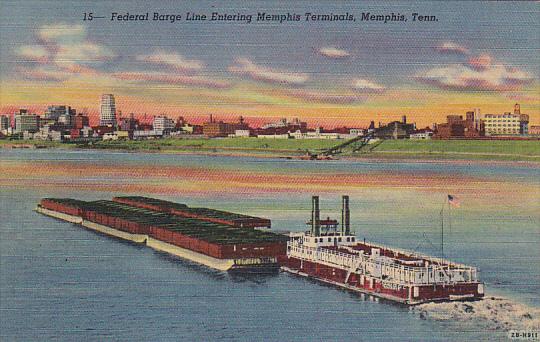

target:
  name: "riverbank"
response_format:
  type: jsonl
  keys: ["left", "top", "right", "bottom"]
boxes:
{"left": 1, "top": 138, "right": 539, "bottom": 162}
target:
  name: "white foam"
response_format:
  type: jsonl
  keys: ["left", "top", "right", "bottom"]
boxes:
{"left": 412, "top": 297, "right": 540, "bottom": 331}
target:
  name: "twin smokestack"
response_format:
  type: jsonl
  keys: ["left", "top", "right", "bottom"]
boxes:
{"left": 311, "top": 195, "right": 350, "bottom": 236}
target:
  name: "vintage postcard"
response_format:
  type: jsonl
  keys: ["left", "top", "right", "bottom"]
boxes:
{"left": 1, "top": 1, "right": 539, "bottom": 341}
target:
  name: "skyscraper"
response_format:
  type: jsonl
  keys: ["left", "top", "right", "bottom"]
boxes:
{"left": 99, "top": 94, "right": 116, "bottom": 126}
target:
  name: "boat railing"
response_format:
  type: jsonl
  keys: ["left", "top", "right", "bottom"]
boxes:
{"left": 287, "top": 241, "right": 478, "bottom": 284}
{"left": 363, "top": 241, "right": 475, "bottom": 270}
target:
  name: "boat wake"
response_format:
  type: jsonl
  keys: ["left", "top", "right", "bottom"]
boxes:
{"left": 412, "top": 297, "right": 540, "bottom": 331}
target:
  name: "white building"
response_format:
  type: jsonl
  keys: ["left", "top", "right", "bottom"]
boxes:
{"left": 133, "top": 129, "right": 164, "bottom": 139}
{"left": 257, "top": 133, "right": 290, "bottom": 139}
{"left": 99, "top": 94, "right": 116, "bottom": 126}
{"left": 233, "top": 129, "right": 250, "bottom": 137}
{"left": 153, "top": 115, "right": 175, "bottom": 134}
{"left": 410, "top": 129, "right": 433, "bottom": 139}
{"left": 483, "top": 113, "right": 525, "bottom": 136}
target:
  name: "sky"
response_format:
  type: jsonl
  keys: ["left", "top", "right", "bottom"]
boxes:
{"left": 1, "top": 0, "right": 539, "bottom": 127}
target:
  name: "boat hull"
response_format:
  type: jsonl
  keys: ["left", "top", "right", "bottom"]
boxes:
{"left": 280, "top": 256, "right": 484, "bottom": 305}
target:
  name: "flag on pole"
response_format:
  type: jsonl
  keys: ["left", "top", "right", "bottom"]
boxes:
{"left": 447, "top": 194, "right": 460, "bottom": 208}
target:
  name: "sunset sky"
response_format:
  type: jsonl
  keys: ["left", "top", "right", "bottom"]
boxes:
{"left": 1, "top": 1, "right": 539, "bottom": 127}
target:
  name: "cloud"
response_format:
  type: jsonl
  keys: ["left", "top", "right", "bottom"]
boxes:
{"left": 416, "top": 58, "right": 534, "bottom": 91}
{"left": 55, "top": 42, "right": 116, "bottom": 68}
{"left": 12, "top": 23, "right": 116, "bottom": 82}
{"left": 15, "top": 45, "right": 50, "bottom": 63}
{"left": 504, "top": 92, "right": 538, "bottom": 102}
{"left": 467, "top": 54, "right": 492, "bottom": 71}
{"left": 113, "top": 72, "right": 231, "bottom": 89}
{"left": 319, "top": 47, "right": 350, "bottom": 58}
{"left": 136, "top": 51, "right": 204, "bottom": 72}
{"left": 436, "top": 42, "right": 469, "bottom": 55}
{"left": 17, "top": 66, "right": 71, "bottom": 82}
{"left": 229, "top": 58, "right": 309, "bottom": 86}
{"left": 284, "top": 89, "right": 366, "bottom": 104}
{"left": 38, "top": 24, "right": 86, "bottom": 43}
{"left": 352, "top": 79, "right": 386, "bottom": 93}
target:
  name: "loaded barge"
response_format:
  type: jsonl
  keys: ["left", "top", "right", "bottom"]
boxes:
{"left": 36, "top": 197, "right": 287, "bottom": 272}
{"left": 37, "top": 195, "right": 484, "bottom": 304}
{"left": 279, "top": 196, "right": 484, "bottom": 305}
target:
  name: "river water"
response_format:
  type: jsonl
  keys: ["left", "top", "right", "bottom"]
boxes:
{"left": 1, "top": 149, "right": 539, "bottom": 341}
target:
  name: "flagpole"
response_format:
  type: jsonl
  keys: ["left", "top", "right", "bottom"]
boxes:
{"left": 440, "top": 199, "right": 445, "bottom": 262}
{"left": 448, "top": 200, "right": 451, "bottom": 235}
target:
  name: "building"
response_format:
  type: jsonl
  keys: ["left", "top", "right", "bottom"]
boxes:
{"left": 527, "top": 125, "right": 540, "bottom": 136}
{"left": 410, "top": 128, "right": 434, "bottom": 139}
{"left": 99, "top": 94, "right": 117, "bottom": 126}
{"left": 118, "top": 114, "right": 139, "bottom": 133}
{"left": 483, "top": 105, "right": 528, "bottom": 136}
{"left": 14, "top": 110, "right": 39, "bottom": 133}
{"left": 58, "top": 113, "right": 74, "bottom": 128}
{"left": 374, "top": 116, "right": 416, "bottom": 139}
{"left": 0, "top": 115, "right": 10, "bottom": 130}
{"left": 203, "top": 115, "right": 249, "bottom": 137}
{"left": 74, "top": 114, "right": 90, "bottom": 129}
{"left": 44, "top": 105, "right": 75, "bottom": 121}
{"left": 434, "top": 110, "right": 484, "bottom": 139}
{"left": 153, "top": 115, "right": 175, "bottom": 134}
{"left": 261, "top": 117, "right": 308, "bottom": 131}
{"left": 232, "top": 129, "right": 251, "bottom": 137}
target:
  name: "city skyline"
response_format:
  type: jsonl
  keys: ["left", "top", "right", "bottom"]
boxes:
{"left": 1, "top": 1, "right": 539, "bottom": 127}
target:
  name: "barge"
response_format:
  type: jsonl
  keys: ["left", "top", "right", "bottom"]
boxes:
{"left": 37, "top": 197, "right": 287, "bottom": 272}
{"left": 279, "top": 196, "right": 484, "bottom": 304}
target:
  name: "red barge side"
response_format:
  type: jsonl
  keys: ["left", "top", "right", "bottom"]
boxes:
{"left": 279, "top": 196, "right": 484, "bottom": 305}
{"left": 37, "top": 197, "right": 286, "bottom": 272}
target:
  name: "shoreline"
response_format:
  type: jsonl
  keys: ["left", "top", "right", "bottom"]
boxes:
{"left": 2, "top": 139, "right": 540, "bottom": 164}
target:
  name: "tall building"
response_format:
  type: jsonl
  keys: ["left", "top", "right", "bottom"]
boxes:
{"left": 14, "top": 109, "right": 39, "bottom": 133}
{"left": 0, "top": 115, "right": 10, "bottom": 130}
{"left": 99, "top": 94, "right": 116, "bottom": 126}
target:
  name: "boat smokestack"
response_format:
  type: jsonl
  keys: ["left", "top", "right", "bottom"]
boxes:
{"left": 342, "top": 195, "right": 350, "bottom": 235}
{"left": 312, "top": 196, "right": 320, "bottom": 236}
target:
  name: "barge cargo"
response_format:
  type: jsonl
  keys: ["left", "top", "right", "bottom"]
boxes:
{"left": 279, "top": 196, "right": 485, "bottom": 305}
{"left": 112, "top": 196, "right": 271, "bottom": 228}
{"left": 37, "top": 197, "right": 287, "bottom": 272}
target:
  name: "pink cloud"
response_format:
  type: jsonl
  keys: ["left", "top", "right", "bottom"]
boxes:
{"left": 113, "top": 72, "right": 231, "bottom": 89}
{"left": 284, "top": 89, "right": 366, "bottom": 104}
{"left": 15, "top": 45, "right": 50, "bottom": 64}
{"left": 504, "top": 92, "right": 538, "bottom": 102}
{"left": 17, "top": 66, "right": 71, "bottom": 82}
{"left": 229, "top": 58, "right": 309, "bottom": 86}
{"left": 416, "top": 60, "right": 534, "bottom": 91}
{"left": 468, "top": 54, "right": 492, "bottom": 71}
